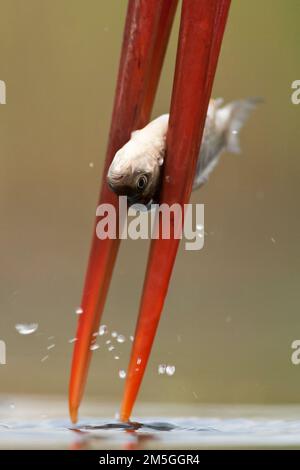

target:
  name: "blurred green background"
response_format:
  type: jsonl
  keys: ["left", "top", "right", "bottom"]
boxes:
{"left": 0, "top": 0, "right": 300, "bottom": 408}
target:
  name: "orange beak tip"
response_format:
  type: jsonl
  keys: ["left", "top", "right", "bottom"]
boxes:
{"left": 69, "top": 405, "right": 78, "bottom": 425}
{"left": 120, "top": 413, "right": 129, "bottom": 424}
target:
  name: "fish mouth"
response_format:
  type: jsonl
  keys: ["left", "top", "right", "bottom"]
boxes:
{"left": 107, "top": 172, "right": 124, "bottom": 188}
{"left": 107, "top": 178, "right": 152, "bottom": 208}
{"left": 107, "top": 179, "right": 138, "bottom": 201}
{"left": 107, "top": 174, "right": 130, "bottom": 196}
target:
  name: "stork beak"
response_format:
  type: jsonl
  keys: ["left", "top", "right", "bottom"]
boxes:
{"left": 68, "top": 0, "right": 178, "bottom": 424}
{"left": 120, "top": 0, "right": 231, "bottom": 422}
{"left": 69, "top": 0, "right": 231, "bottom": 424}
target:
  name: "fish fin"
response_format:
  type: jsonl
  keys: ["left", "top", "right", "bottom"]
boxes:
{"left": 220, "top": 97, "right": 262, "bottom": 154}
{"left": 192, "top": 98, "right": 262, "bottom": 191}
{"left": 192, "top": 154, "right": 220, "bottom": 190}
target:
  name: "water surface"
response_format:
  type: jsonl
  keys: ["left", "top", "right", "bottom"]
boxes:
{"left": 1, "top": 397, "right": 300, "bottom": 449}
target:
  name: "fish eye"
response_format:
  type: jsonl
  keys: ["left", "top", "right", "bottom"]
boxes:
{"left": 136, "top": 174, "right": 148, "bottom": 191}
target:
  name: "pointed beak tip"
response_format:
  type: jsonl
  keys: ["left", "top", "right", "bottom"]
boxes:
{"left": 69, "top": 405, "right": 78, "bottom": 424}
{"left": 120, "top": 414, "right": 130, "bottom": 424}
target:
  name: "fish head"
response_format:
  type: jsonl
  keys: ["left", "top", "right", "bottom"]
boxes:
{"left": 107, "top": 140, "right": 162, "bottom": 206}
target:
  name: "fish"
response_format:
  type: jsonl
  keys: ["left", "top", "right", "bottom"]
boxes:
{"left": 107, "top": 98, "right": 260, "bottom": 206}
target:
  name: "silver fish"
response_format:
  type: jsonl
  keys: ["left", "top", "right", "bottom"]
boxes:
{"left": 107, "top": 98, "right": 260, "bottom": 205}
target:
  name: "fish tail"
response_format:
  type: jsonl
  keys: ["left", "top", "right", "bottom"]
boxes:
{"left": 224, "top": 98, "right": 262, "bottom": 154}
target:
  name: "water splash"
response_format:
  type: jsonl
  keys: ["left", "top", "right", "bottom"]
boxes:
{"left": 15, "top": 323, "right": 38, "bottom": 335}
{"left": 119, "top": 370, "right": 126, "bottom": 379}
{"left": 166, "top": 365, "right": 176, "bottom": 376}
{"left": 99, "top": 325, "right": 108, "bottom": 336}
{"left": 158, "top": 364, "right": 166, "bottom": 375}
{"left": 158, "top": 364, "right": 176, "bottom": 376}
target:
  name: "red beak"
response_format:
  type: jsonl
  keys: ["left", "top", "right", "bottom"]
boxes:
{"left": 69, "top": 0, "right": 178, "bottom": 424}
{"left": 120, "top": 0, "right": 231, "bottom": 422}
{"left": 69, "top": 0, "right": 230, "bottom": 424}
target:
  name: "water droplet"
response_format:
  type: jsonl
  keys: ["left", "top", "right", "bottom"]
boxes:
{"left": 105, "top": 339, "right": 111, "bottom": 345}
{"left": 89, "top": 162, "right": 94, "bottom": 168}
{"left": 90, "top": 344, "right": 99, "bottom": 351}
{"left": 196, "top": 224, "right": 204, "bottom": 231}
{"left": 130, "top": 336, "right": 134, "bottom": 342}
{"left": 271, "top": 237, "right": 276, "bottom": 244}
{"left": 117, "top": 334, "right": 125, "bottom": 343}
{"left": 15, "top": 323, "right": 38, "bottom": 335}
{"left": 9, "top": 403, "right": 15, "bottom": 409}
{"left": 111, "top": 331, "right": 118, "bottom": 338}
{"left": 47, "top": 344, "right": 55, "bottom": 350}
{"left": 166, "top": 365, "right": 176, "bottom": 376}
{"left": 158, "top": 364, "right": 166, "bottom": 375}
{"left": 136, "top": 357, "right": 142, "bottom": 365}
{"left": 119, "top": 370, "right": 126, "bottom": 379}
{"left": 75, "top": 307, "right": 83, "bottom": 315}
{"left": 108, "top": 345, "right": 115, "bottom": 351}
{"left": 92, "top": 332, "right": 98, "bottom": 337}
{"left": 68, "top": 338, "right": 77, "bottom": 344}
{"left": 99, "top": 325, "right": 108, "bottom": 336}
{"left": 41, "top": 355, "right": 49, "bottom": 362}
{"left": 232, "top": 129, "right": 238, "bottom": 135}
{"left": 114, "top": 356, "right": 119, "bottom": 360}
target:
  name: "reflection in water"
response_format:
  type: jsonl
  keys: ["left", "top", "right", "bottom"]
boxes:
{"left": 122, "top": 431, "right": 157, "bottom": 451}
{"left": 69, "top": 429, "right": 91, "bottom": 451}
{"left": 70, "top": 425, "right": 158, "bottom": 451}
